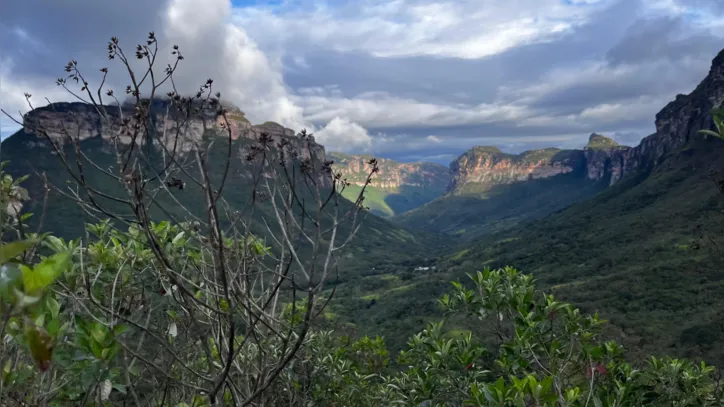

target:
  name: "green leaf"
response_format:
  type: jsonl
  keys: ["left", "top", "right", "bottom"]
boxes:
{"left": 23, "top": 252, "right": 70, "bottom": 295}
{"left": 112, "top": 383, "right": 127, "bottom": 395}
{"left": 0, "top": 240, "right": 36, "bottom": 264}
{"left": 46, "top": 296, "right": 61, "bottom": 318}
{"left": 113, "top": 323, "right": 130, "bottom": 336}
{"left": 47, "top": 318, "right": 60, "bottom": 337}
{"left": 91, "top": 324, "right": 106, "bottom": 343}
{"left": 172, "top": 231, "right": 186, "bottom": 246}
{"left": 25, "top": 323, "right": 54, "bottom": 372}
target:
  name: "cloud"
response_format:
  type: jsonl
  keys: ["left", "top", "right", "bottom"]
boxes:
{"left": 2, "top": 0, "right": 724, "bottom": 161}
{"left": 296, "top": 90, "right": 530, "bottom": 129}
{"left": 0, "top": 0, "right": 308, "bottom": 134}
{"left": 315, "top": 117, "right": 373, "bottom": 152}
{"left": 233, "top": 0, "right": 612, "bottom": 60}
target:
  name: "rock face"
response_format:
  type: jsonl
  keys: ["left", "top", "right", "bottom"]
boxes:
{"left": 583, "top": 134, "right": 631, "bottom": 186}
{"left": 18, "top": 99, "right": 330, "bottom": 186}
{"left": 450, "top": 48, "right": 724, "bottom": 194}
{"left": 329, "top": 153, "right": 451, "bottom": 191}
{"left": 447, "top": 147, "right": 586, "bottom": 195}
{"left": 591, "top": 49, "right": 724, "bottom": 184}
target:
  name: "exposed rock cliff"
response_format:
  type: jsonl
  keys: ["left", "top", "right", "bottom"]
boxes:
{"left": 329, "top": 153, "right": 451, "bottom": 191}
{"left": 449, "top": 49, "right": 724, "bottom": 194}
{"left": 327, "top": 153, "right": 451, "bottom": 216}
{"left": 586, "top": 49, "right": 724, "bottom": 185}
{"left": 583, "top": 134, "right": 631, "bottom": 186}
{"left": 447, "top": 146, "right": 586, "bottom": 195}
{"left": 17, "top": 99, "right": 330, "bottom": 185}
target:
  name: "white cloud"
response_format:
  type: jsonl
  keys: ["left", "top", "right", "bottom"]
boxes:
{"left": 0, "top": 0, "right": 311, "bottom": 135}
{"left": 232, "top": 0, "right": 611, "bottom": 59}
{"left": 578, "top": 96, "right": 663, "bottom": 122}
{"left": 315, "top": 117, "right": 373, "bottom": 152}
{"left": 296, "top": 91, "right": 530, "bottom": 128}
{"left": 162, "top": 0, "right": 308, "bottom": 130}
{"left": 0, "top": 58, "right": 69, "bottom": 136}
{"left": 2, "top": 0, "right": 724, "bottom": 159}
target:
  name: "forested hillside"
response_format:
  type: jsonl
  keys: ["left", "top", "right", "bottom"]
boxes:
{"left": 1, "top": 31, "right": 724, "bottom": 407}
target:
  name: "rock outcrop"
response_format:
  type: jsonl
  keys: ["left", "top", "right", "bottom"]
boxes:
{"left": 447, "top": 147, "right": 585, "bottom": 195}
{"left": 583, "top": 134, "right": 630, "bottom": 186}
{"left": 449, "top": 49, "right": 724, "bottom": 194}
{"left": 329, "top": 153, "right": 451, "bottom": 191}
{"left": 16, "top": 99, "right": 331, "bottom": 186}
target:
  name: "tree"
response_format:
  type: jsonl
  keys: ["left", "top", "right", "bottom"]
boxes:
{"left": 0, "top": 32, "right": 377, "bottom": 406}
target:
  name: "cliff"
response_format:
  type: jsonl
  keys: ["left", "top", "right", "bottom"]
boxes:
{"left": 449, "top": 48, "right": 724, "bottom": 194}
{"left": 329, "top": 153, "right": 451, "bottom": 191}
{"left": 327, "top": 153, "right": 451, "bottom": 216}
{"left": 583, "top": 134, "right": 631, "bottom": 186}
{"left": 587, "top": 49, "right": 724, "bottom": 186}
{"left": 16, "top": 99, "right": 330, "bottom": 186}
{"left": 447, "top": 147, "right": 586, "bottom": 195}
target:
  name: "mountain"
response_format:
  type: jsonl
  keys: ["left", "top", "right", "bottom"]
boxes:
{"left": 398, "top": 48, "right": 724, "bottom": 240}
{"left": 396, "top": 144, "right": 608, "bottom": 240}
{"left": 328, "top": 153, "right": 451, "bottom": 217}
{"left": 332, "top": 48, "right": 724, "bottom": 362}
{"left": 447, "top": 146, "right": 586, "bottom": 195}
{"left": 1, "top": 100, "right": 445, "bottom": 277}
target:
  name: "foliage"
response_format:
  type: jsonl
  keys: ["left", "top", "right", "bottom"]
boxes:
{"left": 0, "top": 32, "right": 379, "bottom": 406}
{"left": 0, "top": 27, "right": 723, "bottom": 407}
{"left": 398, "top": 172, "right": 607, "bottom": 241}
{"left": 585, "top": 134, "right": 624, "bottom": 150}
{"left": 279, "top": 267, "right": 724, "bottom": 406}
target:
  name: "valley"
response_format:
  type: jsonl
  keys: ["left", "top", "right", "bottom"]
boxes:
{"left": 6, "top": 1, "right": 724, "bottom": 404}
{"left": 5, "top": 49, "right": 724, "bottom": 368}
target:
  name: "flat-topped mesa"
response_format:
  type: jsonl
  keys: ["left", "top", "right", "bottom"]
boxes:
{"left": 21, "top": 100, "right": 307, "bottom": 145}
{"left": 448, "top": 146, "right": 585, "bottom": 195}
{"left": 328, "top": 153, "right": 451, "bottom": 190}
{"left": 18, "top": 100, "right": 330, "bottom": 185}
{"left": 585, "top": 133, "right": 620, "bottom": 149}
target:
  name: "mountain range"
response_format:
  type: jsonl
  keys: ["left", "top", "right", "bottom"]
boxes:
{"left": 4, "top": 48, "right": 724, "bottom": 365}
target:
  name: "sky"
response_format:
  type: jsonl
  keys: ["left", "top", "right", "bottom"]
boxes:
{"left": 1, "top": 0, "right": 723, "bottom": 164}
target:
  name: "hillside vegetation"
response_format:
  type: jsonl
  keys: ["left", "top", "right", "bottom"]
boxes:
{"left": 1, "top": 32, "right": 724, "bottom": 407}
{"left": 329, "top": 152, "right": 451, "bottom": 216}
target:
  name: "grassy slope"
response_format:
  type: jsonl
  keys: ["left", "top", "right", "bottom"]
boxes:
{"left": 340, "top": 184, "right": 452, "bottom": 218}
{"left": 0, "top": 130, "right": 448, "bottom": 278}
{"left": 330, "top": 152, "right": 450, "bottom": 217}
{"left": 333, "top": 138, "right": 724, "bottom": 365}
{"left": 395, "top": 170, "right": 607, "bottom": 241}
{"left": 340, "top": 185, "right": 395, "bottom": 217}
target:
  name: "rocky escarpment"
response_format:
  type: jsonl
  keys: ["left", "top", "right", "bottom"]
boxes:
{"left": 447, "top": 147, "right": 586, "bottom": 195}
{"left": 450, "top": 49, "right": 724, "bottom": 194}
{"left": 328, "top": 153, "right": 451, "bottom": 191}
{"left": 18, "top": 99, "right": 330, "bottom": 185}
{"left": 583, "top": 134, "right": 631, "bottom": 186}
{"left": 626, "top": 51, "right": 724, "bottom": 170}
{"left": 587, "top": 49, "right": 724, "bottom": 185}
